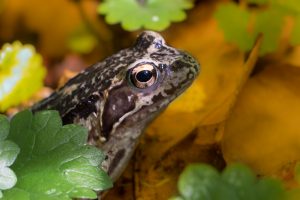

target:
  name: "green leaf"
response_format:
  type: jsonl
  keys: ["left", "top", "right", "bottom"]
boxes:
{"left": 98, "top": 0, "right": 193, "bottom": 31}
{"left": 0, "top": 115, "right": 9, "bottom": 141}
{"left": 1, "top": 188, "right": 30, "bottom": 200}
{"left": 256, "top": 179, "right": 284, "bottom": 200}
{"left": 0, "top": 141, "right": 20, "bottom": 168}
{"left": 222, "top": 164, "right": 257, "bottom": 199}
{"left": 2, "top": 110, "right": 112, "bottom": 199}
{"left": 0, "top": 167, "right": 17, "bottom": 191}
{"left": 253, "top": 9, "right": 284, "bottom": 54}
{"left": 0, "top": 42, "right": 46, "bottom": 112}
{"left": 0, "top": 115, "right": 20, "bottom": 195}
{"left": 214, "top": 2, "right": 291, "bottom": 55}
{"left": 222, "top": 164, "right": 256, "bottom": 186}
{"left": 178, "top": 164, "right": 221, "bottom": 200}
{"left": 174, "top": 163, "right": 287, "bottom": 200}
{"left": 214, "top": 2, "right": 255, "bottom": 51}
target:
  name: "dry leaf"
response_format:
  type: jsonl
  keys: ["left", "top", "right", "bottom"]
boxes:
{"left": 222, "top": 63, "right": 300, "bottom": 182}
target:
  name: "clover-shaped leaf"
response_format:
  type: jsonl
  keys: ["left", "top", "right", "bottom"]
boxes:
{"left": 215, "top": 1, "right": 300, "bottom": 55}
{"left": 173, "top": 163, "right": 285, "bottom": 200}
{"left": 98, "top": 0, "right": 193, "bottom": 31}
{"left": 2, "top": 110, "right": 112, "bottom": 200}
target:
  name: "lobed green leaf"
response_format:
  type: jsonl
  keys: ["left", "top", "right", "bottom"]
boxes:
{"left": 253, "top": 9, "right": 284, "bottom": 54}
{"left": 98, "top": 0, "right": 193, "bottom": 31}
{"left": 178, "top": 164, "right": 221, "bottom": 200}
{"left": 214, "top": 3, "right": 255, "bottom": 51}
{"left": 215, "top": 1, "right": 300, "bottom": 55}
{"left": 173, "top": 163, "right": 286, "bottom": 200}
{"left": 2, "top": 110, "right": 112, "bottom": 200}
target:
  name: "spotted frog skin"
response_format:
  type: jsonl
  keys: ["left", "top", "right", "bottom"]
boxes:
{"left": 32, "top": 31, "right": 200, "bottom": 181}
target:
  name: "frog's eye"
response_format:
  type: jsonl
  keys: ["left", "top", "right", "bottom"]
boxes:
{"left": 129, "top": 63, "right": 157, "bottom": 89}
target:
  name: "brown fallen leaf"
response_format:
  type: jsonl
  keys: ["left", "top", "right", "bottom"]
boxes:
{"left": 222, "top": 63, "right": 300, "bottom": 185}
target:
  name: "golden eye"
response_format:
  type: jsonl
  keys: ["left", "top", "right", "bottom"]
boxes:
{"left": 130, "top": 63, "right": 157, "bottom": 89}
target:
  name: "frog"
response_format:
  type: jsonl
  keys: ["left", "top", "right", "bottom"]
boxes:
{"left": 32, "top": 31, "right": 200, "bottom": 182}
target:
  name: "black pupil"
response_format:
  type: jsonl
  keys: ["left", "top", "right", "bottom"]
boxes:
{"left": 136, "top": 70, "right": 153, "bottom": 82}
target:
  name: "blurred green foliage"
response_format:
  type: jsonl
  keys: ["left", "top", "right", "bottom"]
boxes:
{"left": 215, "top": 0, "right": 300, "bottom": 55}
{"left": 214, "top": 3, "right": 254, "bottom": 51}
{"left": 171, "top": 163, "right": 288, "bottom": 200}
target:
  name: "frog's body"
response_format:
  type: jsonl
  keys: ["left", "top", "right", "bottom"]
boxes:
{"left": 32, "top": 31, "right": 200, "bottom": 181}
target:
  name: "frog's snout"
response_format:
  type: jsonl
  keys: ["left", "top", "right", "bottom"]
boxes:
{"left": 177, "top": 50, "right": 200, "bottom": 78}
{"left": 164, "top": 50, "right": 200, "bottom": 98}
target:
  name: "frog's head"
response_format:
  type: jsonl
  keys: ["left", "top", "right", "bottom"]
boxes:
{"left": 32, "top": 31, "right": 200, "bottom": 181}
{"left": 101, "top": 31, "right": 200, "bottom": 140}
{"left": 99, "top": 31, "right": 200, "bottom": 180}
